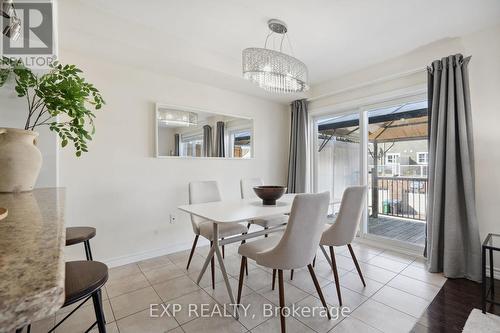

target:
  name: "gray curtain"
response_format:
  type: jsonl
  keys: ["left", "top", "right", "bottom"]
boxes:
{"left": 215, "top": 121, "right": 225, "bottom": 157}
{"left": 174, "top": 134, "right": 180, "bottom": 156}
{"left": 426, "top": 54, "right": 481, "bottom": 282}
{"left": 202, "top": 125, "right": 213, "bottom": 157}
{"left": 287, "top": 99, "right": 308, "bottom": 193}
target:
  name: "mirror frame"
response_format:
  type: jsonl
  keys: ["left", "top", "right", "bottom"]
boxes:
{"left": 154, "top": 103, "right": 254, "bottom": 159}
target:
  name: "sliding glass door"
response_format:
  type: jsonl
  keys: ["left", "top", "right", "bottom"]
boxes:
{"left": 366, "top": 101, "right": 428, "bottom": 247}
{"left": 314, "top": 112, "right": 360, "bottom": 217}
{"left": 312, "top": 97, "right": 428, "bottom": 249}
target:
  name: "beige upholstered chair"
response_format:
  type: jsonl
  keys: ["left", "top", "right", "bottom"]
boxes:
{"left": 186, "top": 181, "right": 248, "bottom": 289}
{"left": 240, "top": 178, "right": 288, "bottom": 235}
{"left": 320, "top": 185, "right": 367, "bottom": 306}
{"left": 237, "top": 192, "right": 331, "bottom": 333}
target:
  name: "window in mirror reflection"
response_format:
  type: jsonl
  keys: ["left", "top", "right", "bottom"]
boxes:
{"left": 156, "top": 105, "right": 253, "bottom": 159}
{"left": 229, "top": 129, "right": 252, "bottom": 158}
{"left": 181, "top": 134, "right": 203, "bottom": 157}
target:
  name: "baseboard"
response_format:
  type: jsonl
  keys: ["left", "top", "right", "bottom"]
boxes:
{"left": 103, "top": 236, "right": 500, "bottom": 278}
{"left": 354, "top": 237, "right": 500, "bottom": 278}
{"left": 354, "top": 236, "right": 425, "bottom": 258}
{"left": 104, "top": 238, "right": 210, "bottom": 268}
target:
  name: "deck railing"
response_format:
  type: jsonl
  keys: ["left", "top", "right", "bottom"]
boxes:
{"left": 368, "top": 175, "right": 428, "bottom": 221}
{"left": 369, "top": 164, "right": 428, "bottom": 178}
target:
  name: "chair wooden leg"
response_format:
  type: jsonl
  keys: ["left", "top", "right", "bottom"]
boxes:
{"left": 92, "top": 291, "right": 107, "bottom": 333}
{"left": 210, "top": 241, "right": 215, "bottom": 289}
{"left": 272, "top": 269, "right": 276, "bottom": 290}
{"left": 307, "top": 264, "right": 331, "bottom": 319}
{"left": 290, "top": 269, "right": 294, "bottom": 280}
{"left": 247, "top": 222, "right": 251, "bottom": 229}
{"left": 222, "top": 238, "right": 225, "bottom": 259}
{"left": 186, "top": 235, "right": 199, "bottom": 270}
{"left": 313, "top": 255, "right": 316, "bottom": 267}
{"left": 329, "top": 246, "right": 343, "bottom": 306}
{"left": 278, "top": 270, "right": 286, "bottom": 333}
{"left": 241, "top": 235, "right": 249, "bottom": 276}
{"left": 347, "top": 244, "right": 366, "bottom": 286}
{"left": 237, "top": 256, "right": 246, "bottom": 306}
{"left": 264, "top": 226, "right": 268, "bottom": 238}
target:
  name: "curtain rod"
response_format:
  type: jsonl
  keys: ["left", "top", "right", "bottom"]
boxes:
{"left": 307, "top": 67, "right": 427, "bottom": 103}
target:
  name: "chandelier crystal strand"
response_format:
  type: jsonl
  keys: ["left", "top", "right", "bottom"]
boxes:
{"left": 242, "top": 19, "right": 309, "bottom": 94}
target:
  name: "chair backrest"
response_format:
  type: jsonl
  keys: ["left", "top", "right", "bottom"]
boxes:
{"left": 188, "top": 181, "right": 221, "bottom": 234}
{"left": 240, "top": 178, "right": 263, "bottom": 199}
{"left": 321, "top": 186, "right": 367, "bottom": 246}
{"left": 256, "top": 192, "right": 330, "bottom": 270}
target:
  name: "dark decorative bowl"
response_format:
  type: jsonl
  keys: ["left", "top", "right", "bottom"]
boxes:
{"left": 253, "top": 186, "right": 287, "bottom": 205}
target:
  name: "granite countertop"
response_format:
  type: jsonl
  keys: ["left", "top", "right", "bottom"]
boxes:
{"left": 0, "top": 188, "right": 66, "bottom": 332}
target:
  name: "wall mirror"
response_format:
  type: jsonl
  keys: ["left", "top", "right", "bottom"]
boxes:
{"left": 155, "top": 104, "right": 254, "bottom": 159}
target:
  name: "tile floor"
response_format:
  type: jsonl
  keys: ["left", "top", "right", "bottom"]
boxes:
{"left": 27, "top": 237, "right": 447, "bottom": 333}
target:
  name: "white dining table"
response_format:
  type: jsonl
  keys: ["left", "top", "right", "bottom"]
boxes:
{"left": 178, "top": 193, "right": 341, "bottom": 317}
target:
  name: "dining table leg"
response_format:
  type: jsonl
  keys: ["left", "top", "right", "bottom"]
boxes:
{"left": 196, "top": 241, "right": 216, "bottom": 284}
{"left": 213, "top": 223, "right": 239, "bottom": 318}
{"left": 195, "top": 223, "right": 239, "bottom": 319}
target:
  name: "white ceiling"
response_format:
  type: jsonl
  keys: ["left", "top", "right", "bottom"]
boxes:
{"left": 58, "top": 0, "right": 500, "bottom": 103}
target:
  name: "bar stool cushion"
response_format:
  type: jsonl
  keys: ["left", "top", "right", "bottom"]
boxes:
{"left": 64, "top": 261, "right": 108, "bottom": 306}
{"left": 199, "top": 221, "right": 248, "bottom": 241}
{"left": 66, "top": 227, "right": 96, "bottom": 246}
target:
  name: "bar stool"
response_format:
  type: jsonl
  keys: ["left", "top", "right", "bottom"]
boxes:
{"left": 65, "top": 226, "right": 105, "bottom": 323}
{"left": 48, "top": 261, "right": 108, "bottom": 333}
{"left": 66, "top": 226, "right": 96, "bottom": 260}
{"left": 15, "top": 229, "right": 103, "bottom": 333}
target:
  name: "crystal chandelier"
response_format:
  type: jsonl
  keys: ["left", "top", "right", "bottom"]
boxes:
{"left": 242, "top": 19, "right": 309, "bottom": 93}
{"left": 157, "top": 108, "right": 198, "bottom": 127}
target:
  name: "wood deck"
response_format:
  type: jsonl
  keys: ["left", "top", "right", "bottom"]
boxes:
{"left": 368, "top": 215, "right": 426, "bottom": 246}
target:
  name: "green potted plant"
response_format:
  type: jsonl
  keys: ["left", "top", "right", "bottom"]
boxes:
{"left": 0, "top": 57, "right": 104, "bottom": 192}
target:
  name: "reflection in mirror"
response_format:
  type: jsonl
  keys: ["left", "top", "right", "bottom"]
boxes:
{"left": 155, "top": 104, "right": 254, "bottom": 159}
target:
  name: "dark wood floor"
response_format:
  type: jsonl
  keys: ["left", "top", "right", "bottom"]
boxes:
{"left": 368, "top": 215, "right": 426, "bottom": 246}
{"left": 412, "top": 277, "right": 500, "bottom": 332}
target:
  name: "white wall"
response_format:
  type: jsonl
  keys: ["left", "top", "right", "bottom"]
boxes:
{"left": 461, "top": 25, "right": 500, "bottom": 245}
{"left": 309, "top": 24, "right": 500, "bottom": 259}
{"left": 310, "top": 37, "right": 465, "bottom": 110}
{"left": 58, "top": 50, "right": 290, "bottom": 265}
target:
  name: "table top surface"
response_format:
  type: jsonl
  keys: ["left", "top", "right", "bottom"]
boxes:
{"left": 0, "top": 188, "right": 66, "bottom": 332}
{"left": 178, "top": 194, "right": 341, "bottom": 223}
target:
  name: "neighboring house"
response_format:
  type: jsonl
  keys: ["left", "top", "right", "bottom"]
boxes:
{"left": 368, "top": 140, "right": 428, "bottom": 178}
